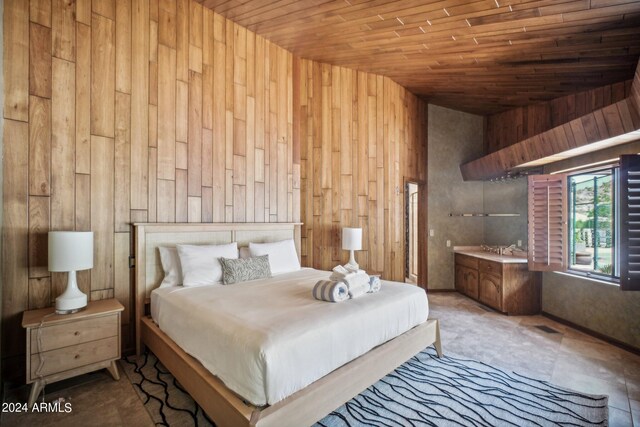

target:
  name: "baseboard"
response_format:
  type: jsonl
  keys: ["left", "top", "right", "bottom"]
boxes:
{"left": 542, "top": 311, "right": 640, "bottom": 356}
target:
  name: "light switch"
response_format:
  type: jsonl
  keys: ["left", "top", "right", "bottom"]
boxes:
{"left": 429, "top": 229, "right": 435, "bottom": 237}
{"left": 517, "top": 240, "right": 522, "bottom": 247}
{"left": 446, "top": 240, "right": 451, "bottom": 247}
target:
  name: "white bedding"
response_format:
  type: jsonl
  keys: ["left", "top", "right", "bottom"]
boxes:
{"left": 151, "top": 268, "right": 429, "bottom": 406}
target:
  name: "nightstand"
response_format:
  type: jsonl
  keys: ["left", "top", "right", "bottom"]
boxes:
{"left": 22, "top": 299, "right": 124, "bottom": 406}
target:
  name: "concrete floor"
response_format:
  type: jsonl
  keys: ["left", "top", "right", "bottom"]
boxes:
{"left": 2, "top": 291, "right": 639, "bottom": 426}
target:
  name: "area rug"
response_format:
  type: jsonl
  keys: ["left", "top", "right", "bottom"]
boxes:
{"left": 123, "top": 347, "right": 608, "bottom": 427}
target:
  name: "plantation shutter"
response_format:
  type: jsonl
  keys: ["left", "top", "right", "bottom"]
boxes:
{"left": 619, "top": 155, "right": 640, "bottom": 291}
{"left": 528, "top": 174, "right": 567, "bottom": 271}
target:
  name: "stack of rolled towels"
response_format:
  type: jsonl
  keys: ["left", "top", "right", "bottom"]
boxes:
{"left": 313, "top": 265, "right": 382, "bottom": 303}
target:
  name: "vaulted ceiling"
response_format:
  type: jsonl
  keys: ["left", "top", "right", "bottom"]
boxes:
{"left": 199, "top": 0, "right": 640, "bottom": 115}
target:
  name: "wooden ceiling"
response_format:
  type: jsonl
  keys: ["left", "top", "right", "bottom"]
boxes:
{"left": 198, "top": 0, "right": 640, "bottom": 114}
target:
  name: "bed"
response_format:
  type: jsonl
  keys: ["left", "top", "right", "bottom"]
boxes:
{"left": 134, "top": 223, "right": 441, "bottom": 427}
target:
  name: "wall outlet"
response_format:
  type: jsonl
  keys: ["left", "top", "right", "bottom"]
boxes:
{"left": 446, "top": 240, "right": 451, "bottom": 247}
{"left": 429, "top": 229, "right": 435, "bottom": 237}
{"left": 517, "top": 240, "right": 522, "bottom": 247}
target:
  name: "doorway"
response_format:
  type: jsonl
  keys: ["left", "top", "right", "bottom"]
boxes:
{"left": 405, "top": 182, "right": 419, "bottom": 284}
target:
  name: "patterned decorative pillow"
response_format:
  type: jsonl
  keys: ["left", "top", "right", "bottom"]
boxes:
{"left": 219, "top": 255, "right": 272, "bottom": 285}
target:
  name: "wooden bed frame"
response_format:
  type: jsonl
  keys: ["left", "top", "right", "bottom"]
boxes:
{"left": 134, "top": 222, "right": 442, "bottom": 427}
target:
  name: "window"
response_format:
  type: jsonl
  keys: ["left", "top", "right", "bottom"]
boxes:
{"left": 567, "top": 168, "right": 618, "bottom": 280}
{"left": 527, "top": 154, "right": 640, "bottom": 290}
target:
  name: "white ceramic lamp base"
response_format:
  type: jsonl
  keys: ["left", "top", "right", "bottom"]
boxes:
{"left": 55, "top": 271, "right": 88, "bottom": 314}
{"left": 346, "top": 250, "right": 359, "bottom": 271}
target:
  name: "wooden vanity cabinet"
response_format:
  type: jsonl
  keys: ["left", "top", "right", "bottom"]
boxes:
{"left": 454, "top": 254, "right": 479, "bottom": 299}
{"left": 479, "top": 260, "right": 503, "bottom": 311}
{"left": 455, "top": 254, "right": 541, "bottom": 315}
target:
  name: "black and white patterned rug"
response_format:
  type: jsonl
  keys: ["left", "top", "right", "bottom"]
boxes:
{"left": 123, "top": 347, "right": 608, "bottom": 426}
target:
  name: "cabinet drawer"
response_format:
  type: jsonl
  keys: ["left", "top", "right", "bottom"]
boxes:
{"left": 30, "top": 336, "right": 118, "bottom": 380}
{"left": 479, "top": 260, "right": 502, "bottom": 276}
{"left": 455, "top": 254, "right": 478, "bottom": 270}
{"left": 30, "top": 314, "right": 118, "bottom": 353}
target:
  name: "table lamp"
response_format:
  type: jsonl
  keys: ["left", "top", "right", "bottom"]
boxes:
{"left": 342, "top": 227, "right": 362, "bottom": 270}
{"left": 48, "top": 231, "right": 93, "bottom": 314}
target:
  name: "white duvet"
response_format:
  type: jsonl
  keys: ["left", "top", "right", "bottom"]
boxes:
{"left": 151, "top": 268, "right": 429, "bottom": 406}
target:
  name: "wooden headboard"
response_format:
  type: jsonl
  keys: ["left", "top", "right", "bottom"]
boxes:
{"left": 133, "top": 222, "right": 302, "bottom": 355}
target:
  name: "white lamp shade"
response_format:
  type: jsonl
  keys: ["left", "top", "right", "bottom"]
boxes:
{"left": 342, "top": 227, "right": 362, "bottom": 251}
{"left": 48, "top": 231, "right": 94, "bottom": 272}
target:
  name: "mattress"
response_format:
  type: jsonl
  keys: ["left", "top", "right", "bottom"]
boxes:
{"left": 151, "top": 268, "right": 429, "bottom": 406}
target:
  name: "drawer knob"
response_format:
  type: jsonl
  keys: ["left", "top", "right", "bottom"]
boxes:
{"left": 74, "top": 355, "right": 79, "bottom": 359}
{"left": 74, "top": 331, "right": 80, "bottom": 336}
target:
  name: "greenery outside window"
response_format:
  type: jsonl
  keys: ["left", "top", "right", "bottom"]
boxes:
{"left": 567, "top": 167, "right": 619, "bottom": 281}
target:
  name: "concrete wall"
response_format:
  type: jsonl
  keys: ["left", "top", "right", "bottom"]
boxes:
{"left": 427, "top": 105, "right": 484, "bottom": 290}
{"left": 483, "top": 179, "right": 528, "bottom": 247}
{"left": 543, "top": 272, "right": 640, "bottom": 349}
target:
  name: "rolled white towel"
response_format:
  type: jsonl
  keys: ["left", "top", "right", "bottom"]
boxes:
{"left": 348, "top": 282, "right": 368, "bottom": 299}
{"left": 343, "top": 271, "right": 371, "bottom": 299}
{"left": 368, "top": 276, "right": 381, "bottom": 293}
{"left": 330, "top": 265, "right": 366, "bottom": 281}
{"left": 313, "top": 280, "right": 349, "bottom": 303}
{"left": 332, "top": 265, "right": 349, "bottom": 275}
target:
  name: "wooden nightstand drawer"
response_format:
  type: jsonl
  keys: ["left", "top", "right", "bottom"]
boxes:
{"left": 30, "top": 336, "right": 118, "bottom": 380}
{"left": 29, "top": 314, "right": 118, "bottom": 353}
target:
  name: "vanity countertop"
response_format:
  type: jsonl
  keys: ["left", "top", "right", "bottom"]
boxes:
{"left": 453, "top": 246, "right": 528, "bottom": 264}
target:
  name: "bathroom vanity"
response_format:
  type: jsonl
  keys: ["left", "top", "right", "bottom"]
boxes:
{"left": 454, "top": 247, "right": 541, "bottom": 315}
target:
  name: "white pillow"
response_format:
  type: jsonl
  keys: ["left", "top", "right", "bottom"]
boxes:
{"left": 158, "top": 246, "right": 183, "bottom": 288}
{"left": 177, "top": 242, "right": 238, "bottom": 287}
{"left": 249, "top": 239, "right": 300, "bottom": 275}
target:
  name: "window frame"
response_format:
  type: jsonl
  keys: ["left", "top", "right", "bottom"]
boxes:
{"left": 565, "top": 165, "right": 620, "bottom": 284}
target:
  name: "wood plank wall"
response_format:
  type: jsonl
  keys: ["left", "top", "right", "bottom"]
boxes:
{"left": 296, "top": 59, "right": 428, "bottom": 283}
{"left": 2, "top": 0, "right": 296, "bottom": 381}
{"left": 485, "top": 80, "right": 633, "bottom": 153}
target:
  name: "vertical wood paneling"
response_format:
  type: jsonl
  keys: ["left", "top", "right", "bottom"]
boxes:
{"left": 28, "top": 196, "right": 50, "bottom": 279}
{"left": 7, "top": 0, "right": 307, "bottom": 377}
{"left": 52, "top": 0, "right": 75, "bottom": 62}
{"left": 29, "top": 96, "right": 51, "bottom": 196}
{"left": 4, "top": 0, "right": 30, "bottom": 122}
{"left": 30, "top": 23, "right": 52, "bottom": 99}
{"left": 176, "top": 80, "right": 189, "bottom": 143}
{"left": 115, "top": 92, "right": 132, "bottom": 232}
{"left": 91, "top": 136, "right": 115, "bottom": 292}
{"left": 29, "top": 278, "right": 51, "bottom": 310}
{"left": 131, "top": 0, "right": 149, "bottom": 210}
{"left": 176, "top": 0, "right": 189, "bottom": 82}
{"left": 149, "top": 147, "right": 158, "bottom": 222}
{"left": 91, "top": 13, "right": 116, "bottom": 138}
{"left": 297, "top": 58, "right": 428, "bottom": 284}
{"left": 51, "top": 58, "right": 75, "bottom": 231}
{"left": 93, "top": 0, "right": 115, "bottom": 20}
{"left": 30, "top": 0, "right": 52, "bottom": 27}
{"left": 176, "top": 169, "right": 188, "bottom": 222}
{"left": 75, "top": 22, "right": 91, "bottom": 174}
{"left": 157, "top": 179, "right": 176, "bottom": 222}
{"left": 158, "top": 45, "right": 177, "bottom": 179}
{"left": 115, "top": 0, "right": 132, "bottom": 94}
{"left": 188, "top": 71, "right": 203, "bottom": 197}
{"left": 76, "top": 0, "right": 91, "bottom": 25}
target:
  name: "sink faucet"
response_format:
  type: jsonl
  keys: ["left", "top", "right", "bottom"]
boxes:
{"left": 500, "top": 244, "right": 517, "bottom": 255}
